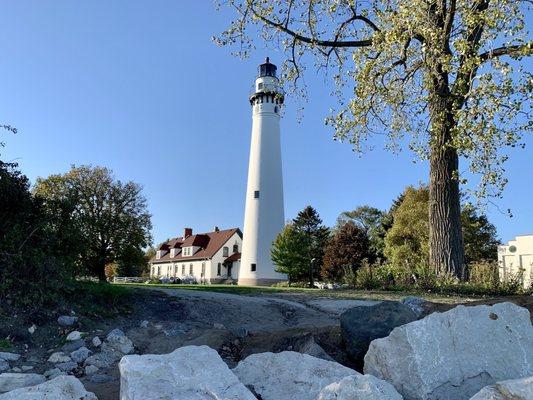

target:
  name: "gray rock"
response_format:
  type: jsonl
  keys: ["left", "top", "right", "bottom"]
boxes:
{"left": 21, "top": 366, "right": 33, "bottom": 371}
{"left": 0, "top": 373, "right": 46, "bottom": 393}
{"left": 44, "top": 368, "right": 66, "bottom": 380}
{"left": 56, "top": 361, "right": 77, "bottom": 373}
{"left": 0, "top": 353, "right": 20, "bottom": 362}
{"left": 91, "top": 336, "right": 101, "bottom": 347}
{"left": 47, "top": 352, "right": 71, "bottom": 363}
{"left": 119, "top": 345, "right": 256, "bottom": 400}
{"left": 0, "top": 375, "right": 97, "bottom": 400}
{"left": 230, "top": 326, "right": 249, "bottom": 338}
{"left": 87, "top": 374, "right": 116, "bottom": 384}
{"left": 0, "top": 362, "right": 8, "bottom": 374}
{"left": 139, "top": 320, "right": 149, "bottom": 328}
{"left": 469, "top": 376, "right": 533, "bottom": 400}
{"left": 57, "top": 316, "right": 78, "bottom": 327}
{"left": 70, "top": 347, "right": 91, "bottom": 364}
{"left": 10, "top": 368, "right": 21, "bottom": 373}
{"left": 341, "top": 301, "right": 417, "bottom": 361}
{"left": 103, "top": 328, "right": 133, "bottom": 354}
{"left": 364, "top": 302, "right": 533, "bottom": 400}
{"left": 85, "top": 348, "right": 121, "bottom": 369}
{"left": 61, "top": 339, "right": 86, "bottom": 353}
{"left": 233, "top": 351, "right": 357, "bottom": 400}
{"left": 65, "top": 331, "right": 82, "bottom": 342}
{"left": 292, "top": 335, "right": 334, "bottom": 361}
{"left": 317, "top": 374, "right": 404, "bottom": 400}
{"left": 84, "top": 365, "right": 99, "bottom": 376}
{"left": 401, "top": 296, "right": 429, "bottom": 316}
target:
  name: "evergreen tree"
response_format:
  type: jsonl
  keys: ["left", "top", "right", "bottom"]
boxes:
{"left": 271, "top": 224, "right": 308, "bottom": 283}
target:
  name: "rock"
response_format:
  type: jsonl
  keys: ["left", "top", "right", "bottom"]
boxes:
{"left": 0, "top": 362, "right": 8, "bottom": 374}
{"left": 0, "top": 375, "right": 97, "bottom": 399}
{"left": 401, "top": 296, "right": 429, "bottom": 316}
{"left": 230, "top": 326, "right": 248, "bottom": 338}
{"left": 27, "top": 325, "right": 36, "bottom": 334}
{"left": 341, "top": 301, "right": 417, "bottom": 361}
{"left": 292, "top": 335, "right": 334, "bottom": 361}
{"left": 119, "top": 345, "right": 256, "bottom": 400}
{"left": 0, "top": 353, "right": 20, "bottom": 362}
{"left": 70, "top": 347, "right": 91, "bottom": 364}
{"left": 103, "top": 329, "right": 133, "bottom": 354}
{"left": 47, "top": 352, "right": 71, "bottom": 363}
{"left": 57, "top": 316, "right": 78, "bottom": 327}
{"left": 61, "top": 339, "right": 86, "bottom": 353}
{"left": 10, "top": 368, "right": 21, "bottom": 373}
{"left": 56, "top": 361, "right": 77, "bottom": 373}
{"left": 213, "top": 323, "right": 226, "bottom": 329}
{"left": 65, "top": 331, "right": 83, "bottom": 342}
{"left": 91, "top": 336, "right": 101, "bottom": 347}
{"left": 44, "top": 368, "right": 66, "bottom": 380}
{"left": 87, "top": 374, "right": 116, "bottom": 384}
{"left": 0, "top": 373, "right": 46, "bottom": 393}
{"left": 364, "top": 302, "right": 533, "bottom": 400}
{"left": 469, "top": 376, "right": 533, "bottom": 400}
{"left": 317, "top": 374, "right": 404, "bottom": 400}
{"left": 233, "top": 351, "right": 357, "bottom": 400}
{"left": 139, "top": 320, "right": 149, "bottom": 328}
{"left": 84, "top": 365, "right": 99, "bottom": 376}
{"left": 21, "top": 366, "right": 33, "bottom": 371}
{"left": 85, "top": 349, "right": 120, "bottom": 369}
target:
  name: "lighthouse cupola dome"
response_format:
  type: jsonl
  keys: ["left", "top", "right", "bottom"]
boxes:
{"left": 258, "top": 57, "right": 277, "bottom": 77}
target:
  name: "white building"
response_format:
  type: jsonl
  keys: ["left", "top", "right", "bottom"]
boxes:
{"left": 150, "top": 227, "right": 242, "bottom": 284}
{"left": 498, "top": 234, "right": 533, "bottom": 289}
{"left": 239, "top": 58, "right": 287, "bottom": 286}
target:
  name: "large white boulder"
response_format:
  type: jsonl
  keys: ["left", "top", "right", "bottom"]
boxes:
{"left": 317, "top": 374, "right": 404, "bottom": 400}
{"left": 469, "top": 376, "right": 533, "bottom": 400}
{"left": 119, "top": 345, "right": 256, "bottom": 400}
{"left": 232, "top": 351, "right": 357, "bottom": 400}
{"left": 0, "top": 373, "right": 46, "bottom": 393}
{"left": 364, "top": 302, "right": 533, "bottom": 400}
{"left": 0, "top": 375, "right": 97, "bottom": 399}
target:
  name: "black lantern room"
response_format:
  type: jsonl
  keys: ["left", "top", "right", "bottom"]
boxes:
{"left": 258, "top": 57, "right": 277, "bottom": 78}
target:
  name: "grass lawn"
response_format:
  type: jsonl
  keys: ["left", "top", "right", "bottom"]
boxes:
{"left": 113, "top": 282, "right": 495, "bottom": 304}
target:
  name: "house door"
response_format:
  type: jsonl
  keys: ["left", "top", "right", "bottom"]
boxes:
{"left": 227, "top": 264, "right": 232, "bottom": 278}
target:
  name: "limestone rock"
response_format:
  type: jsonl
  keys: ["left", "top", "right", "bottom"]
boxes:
{"left": 0, "top": 373, "right": 46, "bottom": 393}
{"left": 48, "top": 352, "right": 71, "bottom": 364}
{"left": 57, "top": 361, "right": 77, "bottom": 372}
{"left": 364, "top": 302, "right": 533, "bottom": 400}
{"left": 292, "top": 335, "right": 334, "bottom": 361}
{"left": 84, "top": 365, "right": 99, "bottom": 376}
{"left": 70, "top": 347, "right": 91, "bottom": 364}
{"left": 233, "top": 351, "right": 357, "bottom": 400}
{"left": 61, "top": 339, "right": 86, "bottom": 353}
{"left": 57, "top": 316, "right": 78, "bottom": 327}
{"left": 0, "top": 375, "right": 97, "bottom": 399}
{"left": 317, "top": 374, "right": 404, "bottom": 400}
{"left": 21, "top": 366, "right": 33, "bottom": 371}
{"left": 91, "top": 337, "right": 101, "bottom": 347}
{"left": 0, "top": 353, "right": 20, "bottom": 362}
{"left": 103, "top": 329, "right": 133, "bottom": 355}
{"left": 0, "top": 362, "right": 8, "bottom": 374}
{"left": 341, "top": 301, "right": 417, "bottom": 361}
{"left": 65, "top": 331, "right": 82, "bottom": 342}
{"left": 469, "top": 376, "right": 533, "bottom": 400}
{"left": 44, "top": 368, "right": 66, "bottom": 380}
{"left": 401, "top": 296, "right": 429, "bottom": 316}
{"left": 119, "top": 345, "right": 256, "bottom": 400}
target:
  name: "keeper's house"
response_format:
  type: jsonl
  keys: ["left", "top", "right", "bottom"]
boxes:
{"left": 150, "top": 227, "right": 242, "bottom": 284}
{"left": 498, "top": 234, "right": 533, "bottom": 289}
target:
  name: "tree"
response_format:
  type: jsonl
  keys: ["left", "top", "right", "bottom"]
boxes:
{"left": 292, "top": 206, "right": 330, "bottom": 286}
{"left": 34, "top": 165, "right": 152, "bottom": 281}
{"left": 337, "top": 206, "right": 387, "bottom": 260}
{"left": 322, "top": 221, "right": 370, "bottom": 282}
{"left": 384, "top": 186, "right": 431, "bottom": 269}
{"left": 271, "top": 224, "right": 308, "bottom": 283}
{"left": 216, "top": 0, "right": 532, "bottom": 279}
{"left": 461, "top": 204, "right": 500, "bottom": 264}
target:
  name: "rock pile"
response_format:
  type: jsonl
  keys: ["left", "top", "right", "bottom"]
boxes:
{"left": 0, "top": 375, "right": 97, "bottom": 400}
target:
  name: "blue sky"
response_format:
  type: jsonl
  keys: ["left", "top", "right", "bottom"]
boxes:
{"left": 1, "top": 1, "right": 531, "bottom": 245}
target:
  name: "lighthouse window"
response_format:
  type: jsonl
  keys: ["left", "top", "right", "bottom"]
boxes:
{"left": 251, "top": 263, "right": 257, "bottom": 272}
{"left": 254, "top": 190, "right": 260, "bottom": 199}
{"left": 258, "top": 82, "right": 263, "bottom": 90}
{"left": 274, "top": 106, "right": 278, "bottom": 113}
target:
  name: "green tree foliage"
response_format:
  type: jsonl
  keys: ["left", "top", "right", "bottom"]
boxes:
{"left": 322, "top": 221, "right": 370, "bottom": 282}
{"left": 292, "top": 206, "right": 330, "bottom": 286}
{"left": 34, "top": 165, "right": 152, "bottom": 281}
{"left": 384, "top": 186, "right": 431, "bottom": 269}
{"left": 337, "top": 206, "right": 387, "bottom": 260}
{"left": 216, "top": 0, "right": 532, "bottom": 279}
{"left": 461, "top": 204, "right": 500, "bottom": 263}
{"left": 271, "top": 224, "right": 308, "bottom": 283}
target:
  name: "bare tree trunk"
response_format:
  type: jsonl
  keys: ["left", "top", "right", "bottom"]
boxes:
{"left": 429, "top": 99, "right": 465, "bottom": 279}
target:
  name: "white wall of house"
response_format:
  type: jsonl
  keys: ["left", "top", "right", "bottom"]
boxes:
{"left": 498, "top": 234, "right": 533, "bottom": 289}
{"left": 209, "top": 232, "right": 242, "bottom": 281}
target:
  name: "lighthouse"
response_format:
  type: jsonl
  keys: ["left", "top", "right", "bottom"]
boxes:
{"left": 238, "top": 58, "right": 287, "bottom": 286}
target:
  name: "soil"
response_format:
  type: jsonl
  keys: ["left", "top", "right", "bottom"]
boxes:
{"left": 1, "top": 286, "right": 532, "bottom": 400}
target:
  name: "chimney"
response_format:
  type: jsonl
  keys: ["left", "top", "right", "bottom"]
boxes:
{"left": 184, "top": 228, "right": 193, "bottom": 238}
{"left": 214, "top": 226, "right": 220, "bottom": 232}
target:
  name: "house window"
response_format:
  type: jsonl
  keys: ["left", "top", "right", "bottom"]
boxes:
{"left": 217, "top": 263, "right": 221, "bottom": 276}
{"left": 182, "top": 264, "right": 185, "bottom": 275}
{"left": 251, "top": 263, "right": 256, "bottom": 272}
{"left": 189, "top": 264, "right": 193, "bottom": 275}
{"left": 157, "top": 266, "right": 161, "bottom": 275}
{"left": 201, "top": 262, "right": 205, "bottom": 278}
{"left": 223, "top": 246, "right": 229, "bottom": 257}
{"left": 174, "top": 265, "right": 178, "bottom": 275}
{"left": 254, "top": 190, "right": 260, "bottom": 199}
{"left": 233, "top": 243, "right": 239, "bottom": 253}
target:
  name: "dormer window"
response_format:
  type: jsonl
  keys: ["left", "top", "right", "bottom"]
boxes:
{"left": 156, "top": 250, "right": 162, "bottom": 259}
{"left": 170, "top": 248, "right": 177, "bottom": 258}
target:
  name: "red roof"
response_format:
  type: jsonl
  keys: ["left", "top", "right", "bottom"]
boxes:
{"left": 224, "top": 252, "right": 241, "bottom": 263}
{"left": 151, "top": 228, "right": 242, "bottom": 263}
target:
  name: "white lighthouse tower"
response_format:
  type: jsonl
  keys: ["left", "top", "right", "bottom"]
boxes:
{"left": 238, "top": 58, "right": 287, "bottom": 286}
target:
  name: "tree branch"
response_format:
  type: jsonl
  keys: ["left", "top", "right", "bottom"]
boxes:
{"left": 479, "top": 42, "right": 533, "bottom": 62}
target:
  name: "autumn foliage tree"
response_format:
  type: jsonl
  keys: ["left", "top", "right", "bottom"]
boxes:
{"left": 216, "top": 0, "right": 532, "bottom": 279}
{"left": 322, "top": 221, "right": 370, "bottom": 282}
